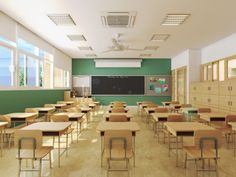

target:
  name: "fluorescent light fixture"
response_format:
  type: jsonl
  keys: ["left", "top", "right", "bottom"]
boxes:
{"left": 144, "top": 46, "right": 159, "bottom": 51}
{"left": 139, "top": 54, "right": 152, "bottom": 58}
{"left": 150, "top": 34, "right": 170, "bottom": 41}
{"left": 85, "top": 54, "right": 97, "bottom": 58}
{"left": 94, "top": 59, "right": 142, "bottom": 68}
{"left": 161, "top": 14, "right": 190, "bottom": 26}
{"left": 78, "top": 46, "right": 93, "bottom": 51}
{"left": 67, "top": 35, "right": 86, "bottom": 41}
{"left": 47, "top": 14, "right": 76, "bottom": 26}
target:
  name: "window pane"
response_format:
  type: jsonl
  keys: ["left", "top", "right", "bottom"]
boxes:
{"left": 213, "top": 63, "right": 218, "bottom": 80}
{"left": 228, "top": 59, "right": 236, "bottom": 78}
{"left": 0, "top": 46, "right": 12, "bottom": 86}
{"left": 55, "top": 67, "right": 63, "bottom": 87}
{"left": 39, "top": 61, "right": 43, "bottom": 87}
{"left": 64, "top": 71, "right": 69, "bottom": 87}
{"left": 219, "top": 60, "right": 225, "bottom": 81}
{"left": 26, "top": 56, "right": 37, "bottom": 86}
{"left": 203, "top": 66, "right": 207, "bottom": 81}
{"left": 207, "top": 64, "right": 212, "bottom": 81}
{"left": 18, "top": 38, "right": 39, "bottom": 56}
{"left": 44, "top": 61, "right": 52, "bottom": 88}
{"left": 19, "top": 54, "right": 26, "bottom": 86}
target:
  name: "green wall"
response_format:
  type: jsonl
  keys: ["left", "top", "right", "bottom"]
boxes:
{"left": 72, "top": 59, "right": 171, "bottom": 105}
{"left": 0, "top": 89, "right": 66, "bottom": 114}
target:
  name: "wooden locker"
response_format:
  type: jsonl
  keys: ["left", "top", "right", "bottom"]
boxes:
{"left": 218, "top": 95, "right": 231, "bottom": 112}
{"left": 219, "top": 81, "right": 231, "bottom": 96}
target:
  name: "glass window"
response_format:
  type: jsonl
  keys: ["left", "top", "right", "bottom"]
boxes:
{"left": 26, "top": 56, "right": 37, "bottom": 86}
{"left": 54, "top": 67, "right": 63, "bottom": 87}
{"left": 203, "top": 66, "right": 207, "bottom": 81}
{"left": 219, "top": 60, "right": 225, "bottom": 81}
{"left": 19, "top": 54, "right": 26, "bottom": 86}
{"left": 64, "top": 71, "right": 69, "bottom": 87}
{"left": 44, "top": 61, "right": 52, "bottom": 88}
{"left": 39, "top": 61, "right": 43, "bottom": 87}
{"left": 213, "top": 62, "right": 218, "bottom": 81}
{"left": 0, "top": 46, "right": 13, "bottom": 86}
{"left": 228, "top": 59, "right": 236, "bottom": 78}
{"left": 18, "top": 38, "right": 39, "bottom": 56}
{"left": 207, "top": 64, "right": 212, "bottom": 81}
{"left": 0, "top": 37, "right": 16, "bottom": 47}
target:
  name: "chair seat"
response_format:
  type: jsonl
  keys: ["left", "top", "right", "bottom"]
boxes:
{"left": 183, "top": 146, "right": 218, "bottom": 159}
{"left": 5, "top": 128, "right": 15, "bottom": 134}
{"left": 216, "top": 127, "right": 232, "bottom": 135}
{"left": 16, "top": 146, "right": 53, "bottom": 159}
{"left": 104, "top": 148, "right": 133, "bottom": 159}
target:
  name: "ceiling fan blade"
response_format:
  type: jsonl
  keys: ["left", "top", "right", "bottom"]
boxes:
{"left": 111, "top": 38, "right": 120, "bottom": 47}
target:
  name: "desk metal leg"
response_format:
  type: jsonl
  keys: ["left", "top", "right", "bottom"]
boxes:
{"left": 176, "top": 136, "right": 178, "bottom": 167}
{"left": 0, "top": 128, "right": 3, "bottom": 157}
{"left": 58, "top": 136, "right": 60, "bottom": 167}
{"left": 77, "top": 121, "right": 79, "bottom": 143}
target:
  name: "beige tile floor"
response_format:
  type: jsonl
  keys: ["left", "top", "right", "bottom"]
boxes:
{"left": 1, "top": 106, "right": 236, "bottom": 177}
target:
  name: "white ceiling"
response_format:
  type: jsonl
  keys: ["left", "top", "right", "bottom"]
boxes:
{"left": 1, "top": 0, "right": 236, "bottom": 59}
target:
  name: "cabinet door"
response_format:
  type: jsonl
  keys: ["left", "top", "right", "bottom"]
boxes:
{"left": 230, "top": 81, "right": 236, "bottom": 96}
{"left": 201, "top": 94, "right": 210, "bottom": 106}
{"left": 230, "top": 96, "right": 236, "bottom": 112}
{"left": 209, "top": 82, "right": 219, "bottom": 95}
{"left": 210, "top": 95, "right": 219, "bottom": 107}
{"left": 219, "top": 81, "right": 230, "bottom": 96}
{"left": 218, "top": 95, "right": 231, "bottom": 111}
{"left": 201, "top": 83, "right": 210, "bottom": 94}
{"left": 195, "top": 94, "right": 202, "bottom": 105}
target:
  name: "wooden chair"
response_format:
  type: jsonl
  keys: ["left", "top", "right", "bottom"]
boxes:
{"left": 183, "top": 130, "right": 222, "bottom": 176}
{"left": 15, "top": 129, "right": 53, "bottom": 177}
{"left": 44, "top": 104, "right": 54, "bottom": 108}
{"left": 170, "top": 101, "right": 179, "bottom": 104}
{"left": 198, "top": 108, "right": 211, "bottom": 113}
{"left": 109, "top": 115, "right": 129, "bottom": 122}
{"left": 0, "top": 115, "right": 25, "bottom": 148}
{"left": 111, "top": 108, "right": 126, "bottom": 113}
{"left": 50, "top": 115, "right": 74, "bottom": 145}
{"left": 181, "top": 104, "right": 192, "bottom": 108}
{"left": 103, "top": 130, "right": 134, "bottom": 176}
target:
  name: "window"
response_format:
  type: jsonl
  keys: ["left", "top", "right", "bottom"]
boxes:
{"left": 18, "top": 54, "right": 26, "bottom": 86}
{"left": 213, "top": 62, "right": 218, "bottom": 81}
{"left": 43, "top": 60, "right": 53, "bottom": 88}
{"left": 207, "top": 64, "right": 212, "bottom": 81}
{"left": 54, "top": 67, "right": 63, "bottom": 87}
{"left": 228, "top": 58, "right": 236, "bottom": 79}
{"left": 64, "top": 71, "right": 69, "bottom": 87}
{"left": 0, "top": 46, "right": 13, "bottom": 86}
{"left": 219, "top": 60, "right": 225, "bottom": 81}
{"left": 17, "top": 38, "right": 39, "bottom": 56}
{"left": 203, "top": 65, "right": 207, "bottom": 81}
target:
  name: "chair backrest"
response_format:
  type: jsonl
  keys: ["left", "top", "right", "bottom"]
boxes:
{"left": 225, "top": 115, "right": 236, "bottom": 124}
{"left": 0, "top": 115, "right": 11, "bottom": 128}
{"left": 44, "top": 104, "right": 54, "bottom": 108}
{"left": 15, "top": 129, "right": 43, "bottom": 149}
{"left": 181, "top": 104, "right": 192, "bottom": 108}
{"left": 194, "top": 130, "right": 222, "bottom": 155}
{"left": 155, "top": 107, "right": 169, "bottom": 113}
{"left": 198, "top": 108, "right": 211, "bottom": 113}
{"left": 109, "top": 115, "right": 128, "bottom": 122}
{"left": 104, "top": 130, "right": 132, "bottom": 152}
{"left": 111, "top": 108, "right": 126, "bottom": 113}
{"left": 167, "top": 114, "right": 184, "bottom": 122}
{"left": 147, "top": 103, "right": 158, "bottom": 108}
{"left": 50, "top": 115, "right": 69, "bottom": 122}
{"left": 65, "top": 107, "right": 78, "bottom": 113}
{"left": 57, "top": 101, "right": 64, "bottom": 104}
{"left": 170, "top": 101, "right": 179, "bottom": 104}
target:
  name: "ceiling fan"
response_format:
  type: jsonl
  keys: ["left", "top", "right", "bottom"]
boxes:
{"left": 102, "top": 33, "right": 143, "bottom": 53}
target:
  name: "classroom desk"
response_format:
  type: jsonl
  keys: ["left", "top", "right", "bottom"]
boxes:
{"left": 228, "top": 122, "right": 236, "bottom": 156}
{"left": 110, "top": 101, "right": 126, "bottom": 104}
{"left": 180, "top": 107, "right": 198, "bottom": 121}
{"left": 0, "top": 122, "right": 8, "bottom": 157}
{"left": 34, "top": 107, "right": 55, "bottom": 121}
{"left": 108, "top": 108, "right": 129, "bottom": 113}
{"left": 80, "top": 107, "right": 92, "bottom": 123}
{"left": 103, "top": 113, "right": 133, "bottom": 121}
{"left": 199, "top": 112, "right": 227, "bottom": 122}
{"left": 96, "top": 121, "right": 140, "bottom": 166}
{"left": 57, "top": 101, "right": 75, "bottom": 106}
{"left": 49, "top": 104, "right": 67, "bottom": 112}
{"left": 54, "top": 112, "right": 85, "bottom": 142}
{"left": 22, "top": 122, "right": 72, "bottom": 167}
{"left": 109, "top": 104, "right": 127, "bottom": 108}
{"left": 162, "top": 101, "right": 171, "bottom": 106}
{"left": 5, "top": 113, "right": 38, "bottom": 126}
{"left": 164, "top": 122, "right": 214, "bottom": 166}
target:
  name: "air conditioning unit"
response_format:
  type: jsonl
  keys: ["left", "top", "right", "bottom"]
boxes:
{"left": 94, "top": 59, "right": 142, "bottom": 68}
{"left": 101, "top": 11, "right": 137, "bottom": 28}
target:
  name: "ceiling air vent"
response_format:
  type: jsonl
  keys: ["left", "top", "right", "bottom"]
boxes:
{"left": 78, "top": 46, "right": 93, "bottom": 51}
{"left": 144, "top": 46, "right": 159, "bottom": 51}
{"left": 67, "top": 35, "right": 86, "bottom": 41}
{"left": 47, "top": 14, "right": 76, "bottom": 26}
{"left": 101, "top": 11, "right": 137, "bottom": 28}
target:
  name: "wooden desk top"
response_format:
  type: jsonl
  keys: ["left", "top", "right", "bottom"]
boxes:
{"left": 80, "top": 107, "right": 92, "bottom": 111}
{"left": 51, "top": 104, "right": 67, "bottom": 108}
{"left": 22, "top": 122, "right": 72, "bottom": 132}
{"left": 57, "top": 101, "right": 74, "bottom": 105}
{"left": 0, "top": 122, "right": 8, "bottom": 127}
{"left": 180, "top": 107, "right": 198, "bottom": 114}
{"left": 228, "top": 122, "right": 236, "bottom": 130}
{"left": 199, "top": 112, "right": 227, "bottom": 122}
{"left": 108, "top": 107, "right": 129, "bottom": 111}
{"left": 55, "top": 112, "right": 84, "bottom": 118}
{"left": 164, "top": 122, "right": 214, "bottom": 136}
{"left": 35, "top": 107, "right": 55, "bottom": 112}
{"left": 5, "top": 113, "right": 37, "bottom": 118}
{"left": 151, "top": 113, "right": 181, "bottom": 122}
{"left": 103, "top": 113, "right": 133, "bottom": 118}
{"left": 96, "top": 122, "right": 140, "bottom": 132}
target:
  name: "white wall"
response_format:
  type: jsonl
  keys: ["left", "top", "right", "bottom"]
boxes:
{"left": 201, "top": 33, "right": 236, "bottom": 64}
{"left": 171, "top": 50, "right": 189, "bottom": 70}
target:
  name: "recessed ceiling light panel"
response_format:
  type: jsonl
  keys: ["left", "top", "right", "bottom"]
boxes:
{"left": 47, "top": 14, "right": 76, "bottom": 26}
{"left": 144, "top": 46, "right": 159, "bottom": 51}
{"left": 161, "top": 14, "right": 190, "bottom": 26}
{"left": 150, "top": 34, "right": 170, "bottom": 41}
{"left": 67, "top": 35, "right": 86, "bottom": 41}
{"left": 78, "top": 46, "right": 93, "bottom": 51}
